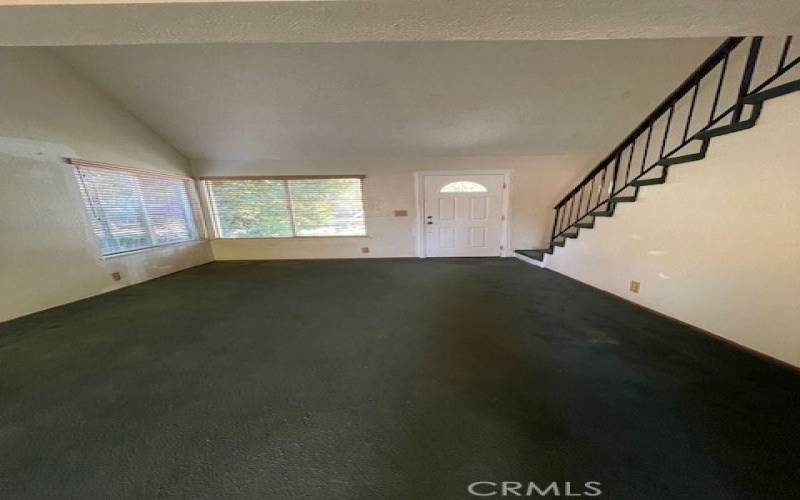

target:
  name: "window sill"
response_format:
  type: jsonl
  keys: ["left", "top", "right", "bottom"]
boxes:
{"left": 101, "top": 239, "right": 207, "bottom": 259}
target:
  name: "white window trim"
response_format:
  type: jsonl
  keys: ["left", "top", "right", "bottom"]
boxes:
{"left": 69, "top": 158, "right": 206, "bottom": 257}
{"left": 101, "top": 239, "right": 207, "bottom": 260}
{"left": 200, "top": 176, "right": 369, "bottom": 240}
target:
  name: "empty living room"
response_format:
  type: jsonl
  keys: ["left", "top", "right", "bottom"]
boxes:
{"left": 1, "top": 1, "right": 799, "bottom": 499}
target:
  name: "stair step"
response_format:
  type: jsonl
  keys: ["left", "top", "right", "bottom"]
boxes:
{"left": 656, "top": 139, "right": 710, "bottom": 166}
{"left": 610, "top": 196, "right": 636, "bottom": 203}
{"left": 657, "top": 152, "right": 703, "bottom": 166}
{"left": 694, "top": 104, "right": 762, "bottom": 139}
{"left": 553, "top": 239, "right": 566, "bottom": 247}
{"left": 515, "top": 249, "right": 545, "bottom": 261}
{"left": 693, "top": 120, "right": 754, "bottom": 139}
{"left": 632, "top": 175, "right": 667, "bottom": 186}
{"left": 743, "top": 80, "right": 800, "bottom": 104}
{"left": 563, "top": 232, "right": 579, "bottom": 239}
{"left": 591, "top": 208, "right": 614, "bottom": 217}
{"left": 575, "top": 222, "right": 595, "bottom": 229}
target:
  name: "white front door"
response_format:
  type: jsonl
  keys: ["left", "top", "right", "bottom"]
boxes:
{"left": 423, "top": 174, "right": 506, "bottom": 257}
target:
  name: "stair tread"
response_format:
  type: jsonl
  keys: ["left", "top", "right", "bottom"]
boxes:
{"left": 515, "top": 249, "right": 546, "bottom": 261}
{"left": 657, "top": 152, "right": 704, "bottom": 166}
{"left": 694, "top": 107, "right": 761, "bottom": 139}
{"left": 694, "top": 122, "right": 751, "bottom": 139}
{"left": 743, "top": 80, "right": 800, "bottom": 104}
{"left": 632, "top": 176, "right": 666, "bottom": 186}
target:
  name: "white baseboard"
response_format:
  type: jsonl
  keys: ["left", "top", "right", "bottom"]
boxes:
{"left": 514, "top": 252, "right": 547, "bottom": 268}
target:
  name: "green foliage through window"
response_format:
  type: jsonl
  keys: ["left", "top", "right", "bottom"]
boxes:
{"left": 206, "top": 177, "right": 366, "bottom": 238}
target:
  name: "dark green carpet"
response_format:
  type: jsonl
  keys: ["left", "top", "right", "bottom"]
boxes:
{"left": 0, "top": 259, "right": 798, "bottom": 499}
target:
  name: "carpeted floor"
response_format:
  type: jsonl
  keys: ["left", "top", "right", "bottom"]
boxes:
{"left": 0, "top": 258, "right": 798, "bottom": 499}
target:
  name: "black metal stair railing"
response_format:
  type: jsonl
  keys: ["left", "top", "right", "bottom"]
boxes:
{"left": 548, "top": 35, "right": 799, "bottom": 246}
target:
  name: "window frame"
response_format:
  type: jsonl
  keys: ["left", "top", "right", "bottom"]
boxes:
{"left": 200, "top": 175, "right": 368, "bottom": 240}
{"left": 439, "top": 181, "right": 489, "bottom": 193}
{"left": 69, "top": 159, "right": 206, "bottom": 257}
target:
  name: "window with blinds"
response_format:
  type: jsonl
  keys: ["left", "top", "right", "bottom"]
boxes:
{"left": 204, "top": 176, "right": 366, "bottom": 238}
{"left": 72, "top": 161, "right": 204, "bottom": 255}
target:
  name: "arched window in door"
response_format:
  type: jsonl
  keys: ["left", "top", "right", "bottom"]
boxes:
{"left": 439, "top": 181, "right": 488, "bottom": 193}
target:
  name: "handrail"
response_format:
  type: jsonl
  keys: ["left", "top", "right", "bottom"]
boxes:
{"left": 555, "top": 37, "right": 744, "bottom": 209}
{"left": 547, "top": 35, "right": 799, "bottom": 245}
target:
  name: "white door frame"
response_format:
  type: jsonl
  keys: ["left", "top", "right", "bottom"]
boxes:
{"left": 414, "top": 169, "right": 513, "bottom": 258}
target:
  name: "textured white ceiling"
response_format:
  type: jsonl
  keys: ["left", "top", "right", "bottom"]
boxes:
{"left": 3, "top": 0, "right": 799, "bottom": 46}
{"left": 56, "top": 39, "right": 723, "bottom": 161}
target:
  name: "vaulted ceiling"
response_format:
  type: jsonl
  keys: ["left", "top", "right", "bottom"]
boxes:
{"left": 10, "top": 0, "right": 795, "bottom": 162}
{"left": 56, "top": 38, "right": 722, "bottom": 161}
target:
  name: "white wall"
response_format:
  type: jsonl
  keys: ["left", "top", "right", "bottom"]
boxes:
{"left": 0, "top": 48, "right": 213, "bottom": 322}
{"left": 192, "top": 156, "right": 593, "bottom": 260}
{"left": 546, "top": 91, "right": 800, "bottom": 367}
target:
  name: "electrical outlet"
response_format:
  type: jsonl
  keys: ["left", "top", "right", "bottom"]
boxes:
{"left": 629, "top": 280, "right": 640, "bottom": 293}
{"left": 111, "top": 272, "right": 122, "bottom": 281}
{"left": 361, "top": 247, "right": 370, "bottom": 254}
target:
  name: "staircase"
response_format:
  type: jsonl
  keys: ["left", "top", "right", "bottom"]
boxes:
{"left": 517, "top": 36, "right": 800, "bottom": 263}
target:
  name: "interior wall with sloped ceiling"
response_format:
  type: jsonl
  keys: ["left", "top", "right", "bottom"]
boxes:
{"left": 0, "top": 48, "right": 213, "bottom": 322}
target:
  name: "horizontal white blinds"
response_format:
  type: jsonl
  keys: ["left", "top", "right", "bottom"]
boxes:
{"left": 205, "top": 177, "right": 366, "bottom": 238}
{"left": 73, "top": 164, "right": 203, "bottom": 255}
